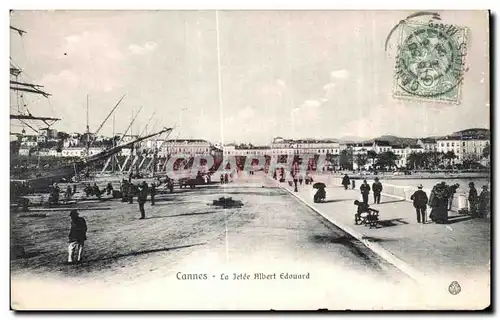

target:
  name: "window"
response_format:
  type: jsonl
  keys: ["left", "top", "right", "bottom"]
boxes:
{"left": 463, "top": 142, "right": 466, "bottom": 146}
{"left": 446, "top": 142, "right": 449, "bottom": 147}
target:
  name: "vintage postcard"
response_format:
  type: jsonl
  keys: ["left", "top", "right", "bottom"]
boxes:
{"left": 9, "top": 10, "right": 490, "bottom": 310}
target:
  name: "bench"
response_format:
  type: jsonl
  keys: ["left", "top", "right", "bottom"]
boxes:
{"left": 355, "top": 210, "right": 379, "bottom": 228}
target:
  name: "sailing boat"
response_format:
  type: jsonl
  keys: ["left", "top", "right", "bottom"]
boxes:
{"left": 9, "top": 18, "right": 173, "bottom": 193}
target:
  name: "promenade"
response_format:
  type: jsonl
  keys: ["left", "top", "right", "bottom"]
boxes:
{"left": 276, "top": 173, "right": 490, "bottom": 308}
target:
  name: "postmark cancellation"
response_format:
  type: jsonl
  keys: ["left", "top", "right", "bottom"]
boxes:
{"left": 393, "top": 19, "right": 469, "bottom": 104}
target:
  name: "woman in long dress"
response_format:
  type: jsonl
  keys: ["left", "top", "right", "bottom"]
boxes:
{"left": 429, "top": 183, "right": 449, "bottom": 224}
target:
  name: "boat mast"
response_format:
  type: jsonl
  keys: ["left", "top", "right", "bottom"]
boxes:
{"left": 112, "top": 113, "right": 116, "bottom": 173}
{"left": 86, "top": 94, "right": 90, "bottom": 158}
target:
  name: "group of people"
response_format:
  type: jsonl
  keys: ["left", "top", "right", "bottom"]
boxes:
{"left": 342, "top": 175, "right": 383, "bottom": 205}
{"left": 120, "top": 179, "right": 157, "bottom": 219}
{"left": 219, "top": 173, "right": 230, "bottom": 184}
{"left": 467, "top": 182, "right": 490, "bottom": 218}
{"left": 49, "top": 183, "right": 78, "bottom": 204}
{"left": 341, "top": 174, "right": 358, "bottom": 191}
{"left": 410, "top": 181, "right": 491, "bottom": 224}
{"left": 65, "top": 177, "right": 170, "bottom": 264}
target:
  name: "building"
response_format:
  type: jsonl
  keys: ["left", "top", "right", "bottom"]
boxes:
{"left": 224, "top": 144, "right": 272, "bottom": 156}
{"left": 417, "top": 138, "right": 437, "bottom": 152}
{"left": 436, "top": 136, "right": 489, "bottom": 163}
{"left": 20, "top": 135, "right": 38, "bottom": 148}
{"left": 270, "top": 137, "right": 340, "bottom": 156}
{"left": 63, "top": 136, "right": 80, "bottom": 148}
{"left": 61, "top": 147, "right": 105, "bottom": 158}
{"left": 372, "top": 140, "right": 392, "bottom": 154}
{"left": 158, "top": 139, "right": 212, "bottom": 157}
{"left": 121, "top": 135, "right": 139, "bottom": 143}
{"left": 47, "top": 148, "right": 61, "bottom": 157}
{"left": 392, "top": 144, "right": 424, "bottom": 168}
{"left": 18, "top": 147, "right": 30, "bottom": 156}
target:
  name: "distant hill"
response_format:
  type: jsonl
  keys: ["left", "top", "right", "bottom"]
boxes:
{"left": 365, "top": 135, "right": 418, "bottom": 146}
{"left": 336, "top": 128, "right": 489, "bottom": 146}
{"left": 450, "top": 128, "right": 490, "bottom": 138}
{"left": 338, "top": 136, "right": 369, "bottom": 143}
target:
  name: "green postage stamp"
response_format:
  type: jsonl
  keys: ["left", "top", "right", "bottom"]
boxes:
{"left": 393, "top": 19, "right": 469, "bottom": 104}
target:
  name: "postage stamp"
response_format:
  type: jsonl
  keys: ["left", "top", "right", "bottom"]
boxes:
{"left": 393, "top": 19, "right": 469, "bottom": 104}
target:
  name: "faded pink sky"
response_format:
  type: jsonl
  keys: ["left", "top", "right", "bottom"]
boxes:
{"left": 10, "top": 10, "right": 489, "bottom": 144}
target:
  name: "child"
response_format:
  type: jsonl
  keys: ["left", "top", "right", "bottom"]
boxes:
{"left": 353, "top": 200, "right": 379, "bottom": 225}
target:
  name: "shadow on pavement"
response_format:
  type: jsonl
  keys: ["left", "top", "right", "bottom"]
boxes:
{"left": 80, "top": 243, "right": 206, "bottom": 265}
{"left": 446, "top": 216, "right": 474, "bottom": 224}
{"left": 322, "top": 199, "right": 351, "bottom": 204}
{"left": 377, "top": 218, "right": 410, "bottom": 227}
{"left": 221, "top": 191, "right": 284, "bottom": 197}
{"left": 310, "top": 234, "right": 382, "bottom": 269}
{"left": 148, "top": 211, "right": 217, "bottom": 219}
{"left": 361, "top": 236, "right": 400, "bottom": 243}
{"left": 379, "top": 199, "right": 406, "bottom": 204}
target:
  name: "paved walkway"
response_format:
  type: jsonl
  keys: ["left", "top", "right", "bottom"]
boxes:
{"left": 273, "top": 174, "right": 490, "bottom": 302}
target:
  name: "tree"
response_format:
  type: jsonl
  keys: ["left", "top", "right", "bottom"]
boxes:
{"left": 407, "top": 152, "right": 425, "bottom": 170}
{"left": 482, "top": 143, "right": 490, "bottom": 158}
{"left": 355, "top": 153, "right": 369, "bottom": 169}
{"left": 376, "top": 151, "right": 399, "bottom": 170}
{"left": 339, "top": 148, "right": 353, "bottom": 170}
{"left": 462, "top": 153, "right": 480, "bottom": 169}
{"left": 326, "top": 152, "right": 340, "bottom": 168}
{"left": 424, "top": 151, "right": 444, "bottom": 169}
{"left": 367, "top": 150, "right": 378, "bottom": 168}
{"left": 443, "top": 151, "right": 457, "bottom": 167}
{"left": 56, "top": 131, "right": 70, "bottom": 141}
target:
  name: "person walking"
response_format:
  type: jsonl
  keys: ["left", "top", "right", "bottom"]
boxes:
{"left": 150, "top": 182, "right": 156, "bottom": 206}
{"left": 138, "top": 181, "right": 148, "bottom": 219}
{"left": 121, "top": 180, "right": 128, "bottom": 202}
{"left": 293, "top": 174, "right": 298, "bottom": 192}
{"left": 93, "top": 183, "right": 102, "bottom": 200}
{"left": 67, "top": 210, "right": 87, "bottom": 264}
{"left": 106, "top": 182, "right": 114, "bottom": 196}
{"left": 411, "top": 184, "right": 428, "bottom": 224}
{"left": 360, "top": 180, "right": 371, "bottom": 205}
{"left": 468, "top": 182, "right": 479, "bottom": 217}
{"left": 65, "top": 185, "right": 72, "bottom": 200}
{"left": 128, "top": 182, "right": 135, "bottom": 204}
{"left": 372, "top": 177, "right": 383, "bottom": 204}
{"left": 478, "top": 185, "right": 490, "bottom": 218}
{"left": 342, "top": 174, "right": 350, "bottom": 190}
{"left": 351, "top": 179, "right": 356, "bottom": 190}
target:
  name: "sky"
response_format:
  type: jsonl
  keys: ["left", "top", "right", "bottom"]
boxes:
{"left": 9, "top": 10, "right": 490, "bottom": 145}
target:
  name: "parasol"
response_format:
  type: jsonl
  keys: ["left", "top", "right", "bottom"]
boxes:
{"left": 313, "top": 182, "right": 326, "bottom": 189}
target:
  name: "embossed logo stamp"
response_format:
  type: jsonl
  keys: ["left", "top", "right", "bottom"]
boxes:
{"left": 448, "top": 281, "right": 462, "bottom": 295}
{"left": 393, "top": 19, "right": 469, "bottom": 104}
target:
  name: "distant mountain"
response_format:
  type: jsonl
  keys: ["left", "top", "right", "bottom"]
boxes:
{"left": 450, "top": 128, "right": 490, "bottom": 138}
{"left": 338, "top": 136, "right": 369, "bottom": 143}
{"left": 365, "top": 135, "right": 418, "bottom": 146}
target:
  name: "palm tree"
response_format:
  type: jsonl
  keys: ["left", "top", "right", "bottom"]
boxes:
{"left": 376, "top": 151, "right": 399, "bottom": 171}
{"left": 407, "top": 152, "right": 423, "bottom": 170}
{"left": 443, "top": 151, "right": 457, "bottom": 168}
{"left": 367, "top": 150, "right": 377, "bottom": 169}
{"left": 482, "top": 143, "right": 490, "bottom": 159}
